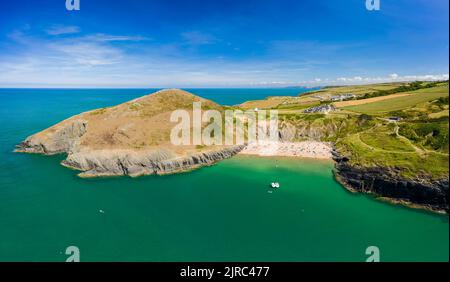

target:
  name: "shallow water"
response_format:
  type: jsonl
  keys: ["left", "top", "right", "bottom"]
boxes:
{"left": 0, "top": 88, "right": 448, "bottom": 262}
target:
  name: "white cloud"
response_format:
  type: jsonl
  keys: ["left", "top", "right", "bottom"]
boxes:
{"left": 249, "top": 73, "right": 449, "bottom": 87}
{"left": 46, "top": 25, "right": 80, "bottom": 36}
{"left": 81, "top": 33, "right": 150, "bottom": 42}
{"left": 49, "top": 42, "right": 123, "bottom": 66}
{"left": 390, "top": 73, "right": 399, "bottom": 79}
{"left": 333, "top": 73, "right": 449, "bottom": 84}
{"left": 1, "top": 28, "right": 448, "bottom": 88}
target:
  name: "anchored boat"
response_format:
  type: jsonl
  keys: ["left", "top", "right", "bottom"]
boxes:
{"left": 271, "top": 182, "right": 280, "bottom": 188}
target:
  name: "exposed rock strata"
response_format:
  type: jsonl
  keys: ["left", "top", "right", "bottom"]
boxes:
{"left": 15, "top": 89, "right": 245, "bottom": 177}
{"left": 61, "top": 145, "right": 245, "bottom": 177}
{"left": 16, "top": 119, "right": 87, "bottom": 155}
{"left": 332, "top": 150, "right": 449, "bottom": 213}
{"left": 14, "top": 88, "right": 449, "bottom": 213}
{"left": 278, "top": 120, "right": 343, "bottom": 141}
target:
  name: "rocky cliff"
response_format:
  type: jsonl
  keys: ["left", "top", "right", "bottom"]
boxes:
{"left": 16, "top": 119, "right": 88, "bottom": 155}
{"left": 332, "top": 150, "right": 449, "bottom": 213}
{"left": 60, "top": 145, "right": 245, "bottom": 177}
{"left": 277, "top": 117, "right": 352, "bottom": 142}
{"left": 15, "top": 89, "right": 245, "bottom": 177}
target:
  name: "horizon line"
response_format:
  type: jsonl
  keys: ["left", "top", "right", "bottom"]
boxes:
{"left": 0, "top": 79, "right": 448, "bottom": 90}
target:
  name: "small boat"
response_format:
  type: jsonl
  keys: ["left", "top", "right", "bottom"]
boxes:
{"left": 270, "top": 182, "right": 280, "bottom": 188}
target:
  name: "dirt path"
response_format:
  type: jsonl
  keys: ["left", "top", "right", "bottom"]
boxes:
{"left": 395, "top": 126, "right": 449, "bottom": 156}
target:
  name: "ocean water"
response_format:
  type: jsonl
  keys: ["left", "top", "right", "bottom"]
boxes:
{"left": 0, "top": 88, "right": 448, "bottom": 262}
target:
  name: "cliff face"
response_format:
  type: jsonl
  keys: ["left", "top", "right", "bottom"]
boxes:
{"left": 332, "top": 151, "right": 449, "bottom": 213}
{"left": 279, "top": 122, "right": 337, "bottom": 141}
{"left": 16, "top": 119, "right": 88, "bottom": 155}
{"left": 15, "top": 89, "right": 244, "bottom": 177}
{"left": 277, "top": 118, "right": 351, "bottom": 142}
{"left": 61, "top": 145, "right": 245, "bottom": 178}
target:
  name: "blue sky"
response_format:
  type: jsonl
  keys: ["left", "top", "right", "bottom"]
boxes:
{"left": 0, "top": 0, "right": 448, "bottom": 87}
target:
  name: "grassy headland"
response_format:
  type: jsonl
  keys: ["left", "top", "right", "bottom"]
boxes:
{"left": 237, "top": 81, "right": 449, "bottom": 181}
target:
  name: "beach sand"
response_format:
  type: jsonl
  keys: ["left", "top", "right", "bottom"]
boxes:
{"left": 239, "top": 141, "right": 333, "bottom": 159}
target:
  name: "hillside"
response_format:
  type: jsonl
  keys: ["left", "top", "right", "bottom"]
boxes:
{"left": 15, "top": 89, "right": 244, "bottom": 177}
{"left": 15, "top": 83, "right": 449, "bottom": 211}
{"left": 237, "top": 81, "right": 449, "bottom": 212}
{"left": 237, "top": 82, "right": 449, "bottom": 178}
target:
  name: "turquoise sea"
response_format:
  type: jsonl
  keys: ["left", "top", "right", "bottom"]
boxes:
{"left": 0, "top": 88, "right": 448, "bottom": 262}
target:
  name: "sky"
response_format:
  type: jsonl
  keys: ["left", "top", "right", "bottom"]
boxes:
{"left": 0, "top": 0, "right": 448, "bottom": 88}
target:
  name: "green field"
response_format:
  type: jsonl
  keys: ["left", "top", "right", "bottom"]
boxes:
{"left": 360, "top": 131, "right": 416, "bottom": 152}
{"left": 343, "top": 86, "right": 449, "bottom": 115}
{"left": 241, "top": 82, "right": 449, "bottom": 180}
{"left": 304, "top": 83, "right": 405, "bottom": 97}
{"left": 337, "top": 129, "right": 449, "bottom": 179}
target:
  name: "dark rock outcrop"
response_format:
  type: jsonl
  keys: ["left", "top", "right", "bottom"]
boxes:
{"left": 332, "top": 150, "right": 449, "bottom": 213}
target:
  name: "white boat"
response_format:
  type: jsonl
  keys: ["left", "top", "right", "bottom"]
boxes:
{"left": 271, "top": 182, "right": 280, "bottom": 188}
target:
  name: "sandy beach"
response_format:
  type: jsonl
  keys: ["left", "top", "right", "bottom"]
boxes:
{"left": 239, "top": 141, "right": 333, "bottom": 159}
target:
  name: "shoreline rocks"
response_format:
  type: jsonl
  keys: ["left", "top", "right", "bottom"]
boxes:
{"left": 15, "top": 119, "right": 245, "bottom": 177}
{"left": 61, "top": 145, "right": 245, "bottom": 178}
{"left": 15, "top": 119, "right": 87, "bottom": 155}
{"left": 14, "top": 89, "right": 246, "bottom": 178}
{"left": 13, "top": 88, "right": 448, "bottom": 213}
{"left": 332, "top": 150, "right": 449, "bottom": 213}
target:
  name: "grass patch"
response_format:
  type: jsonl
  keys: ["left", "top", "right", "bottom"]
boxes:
{"left": 360, "top": 131, "right": 415, "bottom": 152}
{"left": 90, "top": 108, "right": 107, "bottom": 115}
{"left": 399, "top": 121, "right": 449, "bottom": 153}
{"left": 337, "top": 133, "right": 449, "bottom": 179}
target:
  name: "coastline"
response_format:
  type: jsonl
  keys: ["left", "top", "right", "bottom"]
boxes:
{"left": 332, "top": 152, "right": 449, "bottom": 214}
{"left": 12, "top": 87, "right": 448, "bottom": 214}
{"left": 237, "top": 141, "right": 448, "bottom": 214}
{"left": 333, "top": 171, "right": 448, "bottom": 214}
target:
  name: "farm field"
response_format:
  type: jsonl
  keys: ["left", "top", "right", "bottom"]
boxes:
{"left": 341, "top": 86, "right": 449, "bottom": 115}
{"left": 333, "top": 93, "right": 411, "bottom": 107}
